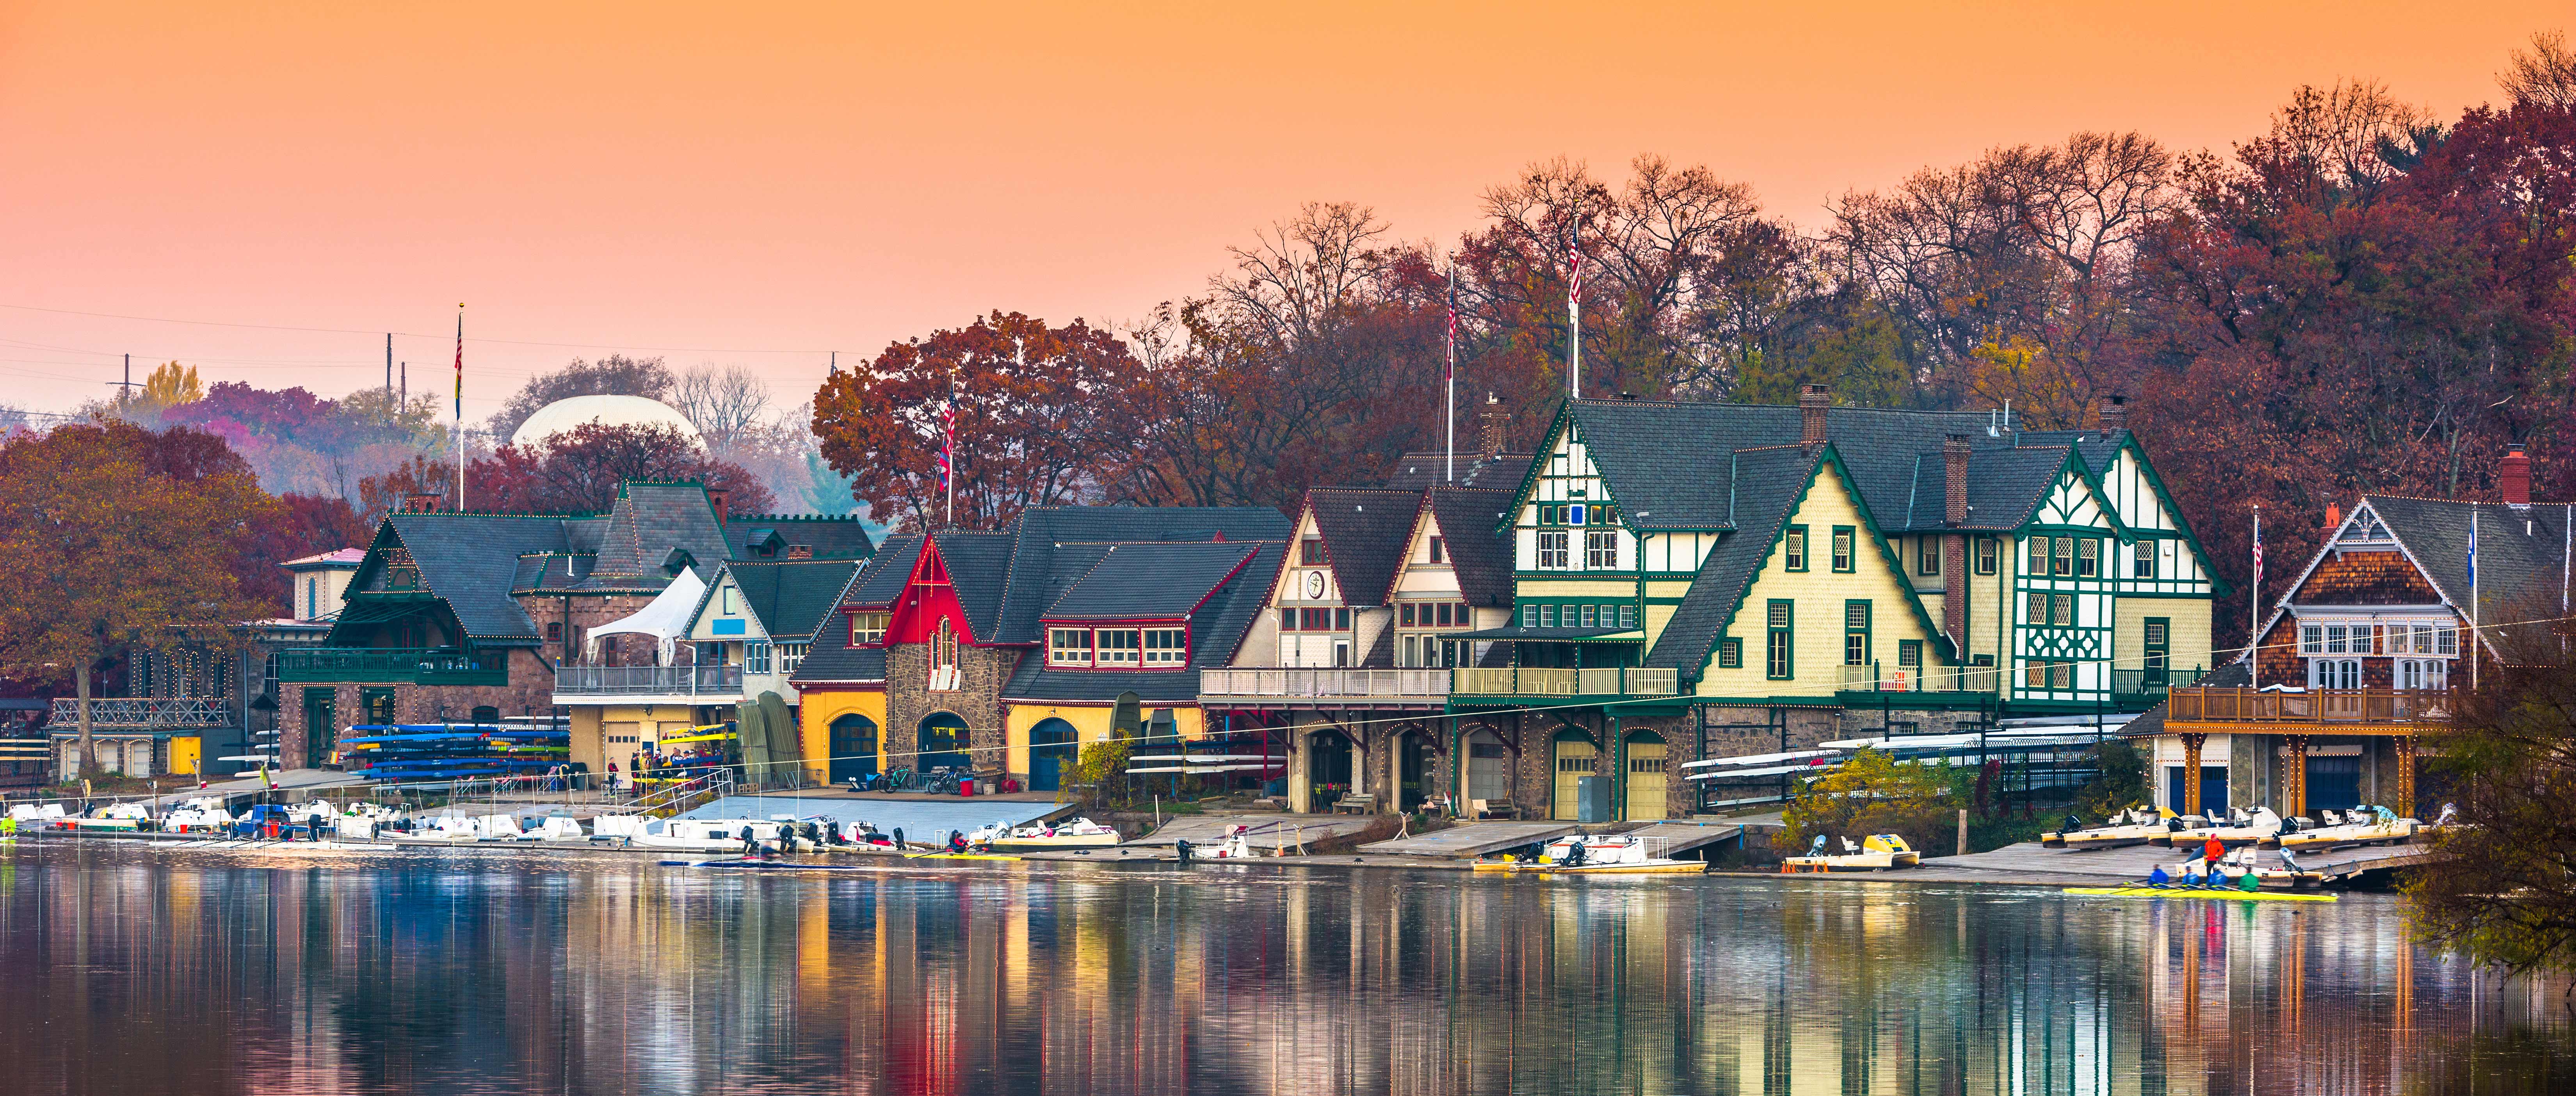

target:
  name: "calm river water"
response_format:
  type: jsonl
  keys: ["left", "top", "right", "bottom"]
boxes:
{"left": 0, "top": 842, "right": 2567, "bottom": 1095}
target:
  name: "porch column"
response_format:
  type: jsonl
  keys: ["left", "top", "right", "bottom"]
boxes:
{"left": 2282, "top": 734, "right": 2310, "bottom": 819}
{"left": 2392, "top": 734, "right": 2416, "bottom": 819}
{"left": 2180, "top": 732, "right": 2206, "bottom": 818}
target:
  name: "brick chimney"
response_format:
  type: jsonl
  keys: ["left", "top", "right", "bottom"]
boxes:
{"left": 786, "top": 544, "right": 813, "bottom": 560}
{"left": 1942, "top": 434, "right": 1971, "bottom": 648}
{"left": 402, "top": 492, "right": 442, "bottom": 513}
{"left": 1798, "top": 384, "right": 1831, "bottom": 448}
{"left": 1478, "top": 395, "right": 1509, "bottom": 458}
{"left": 2502, "top": 443, "right": 2531, "bottom": 507}
{"left": 2324, "top": 502, "right": 2342, "bottom": 531}
{"left": 2098, "top": 394, "right": 2129, "bottom": 433}
{"left": 707, "top": 487, "right": 730, "bottom": 520}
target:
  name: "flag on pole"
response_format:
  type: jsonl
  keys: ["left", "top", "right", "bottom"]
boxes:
{"left": 938, "top": 381, "right": 956, "bottom": 491}
{"left": 1444, "top": 274, "right": 1459, "bottom": 382}
{"left": 1566, "top": 219, "right": 1584, "bottom": 399}
{"left": 2249, "top": 506, "right": 2263, "bottom": 680}
{"left": 2250, "top": 508, "right": 2264, "bottom": 588}
{"left": 2466, "top": 508, "right": 2478, "bottom": 591}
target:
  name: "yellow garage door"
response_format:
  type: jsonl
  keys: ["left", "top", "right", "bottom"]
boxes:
{"left": 1551, "top": 736, "right": 1596, "bottom": 821}
{"left": 1624, "top": 735, "right": 1668, "bottom": 821}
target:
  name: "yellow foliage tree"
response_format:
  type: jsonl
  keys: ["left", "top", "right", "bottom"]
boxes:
{"left": 1777, "top": 748, "right": 1966, "bottom": 855}
{"left": 133, "top": 361, "right": 205, "bottom": 414}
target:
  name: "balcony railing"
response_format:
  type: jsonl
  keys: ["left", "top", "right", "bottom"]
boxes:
{"left": 2112, "top": 667, "right": 2207, "bottom": 696}
{"left": 554, "top": 664, "right": 745, "bottom": 698}
{"left": 48, "top": 697, "right": 234, "bottom": 730}
{"left": 1197, "top": 668, "right": 1448, "bottom": 702}
{"left": 1452, "top": 666, "right": 1675, "bottom": 698}
{"left": 2168, "top": 687, "right": 2448, "bottom": 725}
{"left": 275, "top": 647, "right": 508, "bottom": 686}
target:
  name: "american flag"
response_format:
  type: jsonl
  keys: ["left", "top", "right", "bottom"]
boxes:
{"left": 937, "top": 381, "right": 956, "bottom": 490}
{"left": 1444, "top": 271, "right": 1459, "bottom": 381}
{"left": 1567, "top": 222, "right": 1584, "bottom": 308}
{"left": 452, "top": 306, "right": 464, "bottom": 419}
{"left": 2251, "top": 508, "right": 2263, "bottom": 592}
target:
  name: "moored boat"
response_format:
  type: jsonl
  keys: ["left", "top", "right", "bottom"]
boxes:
{"left": 966, "top": 817, "right": 1121, "bottom": 852}
{"left": 2042, "top": 806, "right": 2166, "bottom": 849}
{"left": 1475, "top": 832, "right": 1704, "bottom": 874}
{"left": 2272, "top": 806, "right": 2418, "bottom": 851}
{"left": 1781, "top": 833, "right": 1920, "bottom": 872}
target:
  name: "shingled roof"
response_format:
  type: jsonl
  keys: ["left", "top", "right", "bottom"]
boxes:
{"left": 722, "top": 513, "right": 877, "bottom": 561}
{"left": 932, "top": 531, "right": 1018, "bottom": 642}
{"left": 990, "top": 506, "right": 1291, "bottom": 644}
{"left": 723, "top": 558, "right": 865, "bottom": 642}
{"left": 1385, "top": 451, "right": 1535, "bottom": 491}
{"left": 591, "top": 482, "right": 735, "bottom": 579}
{"left": 2363, "top": 496, "right": 2574, "bottom": 652}
{"left": 1424, "top": 487, "right": 1517, "bottom": 606}
{"left": 1643, "top": 446, "right": 1819, "bottom": 672}
{"left": 1045, "top": 542, "right": 1261, "bottom": 620}
{"left": 1304, "top": 488, "right": 1420, "bottom": 608}
{"left": 1002, "top": 540, "right": 1284, "bottom": 703}
{"left": 376, "top": 513, "right": 583, "bottom": 642}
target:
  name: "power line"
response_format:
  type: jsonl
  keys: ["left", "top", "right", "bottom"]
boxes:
{"left": 0, "top": 302, "right": 844, "bottom": 356}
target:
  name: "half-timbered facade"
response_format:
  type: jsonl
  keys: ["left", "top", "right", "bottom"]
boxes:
{"left": 1451, "top": 387, "right": 2220, "bottom": 821}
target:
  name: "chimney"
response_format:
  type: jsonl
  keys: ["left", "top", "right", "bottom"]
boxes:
{"left": 2502, "top": 444, "right": 2531, "bottom": 508}
{"left": 1478, "top": 395, "right": 1509, "bottom": 458}
{"left": 786, "top": 544, "right": 813, "bottom": 560}
{"left": 2324, "top": 502, "right": 2342, "bottom": 531}
{"left": 402, "top": 492, "right": 442, "bottom": 513}
{"left": 707, "top": 487, "right": 730, "bottom": 520}
{"left": 1798, "top": 384, "right": 1831, "bottom": 448}
{"left": 1941, "top": 434, "right": 1971, "bottom": 650}
{"left": 2099, "top": 395, "right": 2128, "bottom": 433}
{"left": 1943, "top": 435, "right": 1972, "bottom": 528}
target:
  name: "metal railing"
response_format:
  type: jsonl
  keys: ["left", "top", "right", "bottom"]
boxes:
{"left": 2112, "top": 666, "right": 2206, "bottom": 696}
{"left": 1197, "top": 668, "right": 1449, "bottom": 701}
{"left": 2169, "top": 686, "right": 2448, "bottom": 725}
{"left": 48, "top": 697, "right": 234, "bottom": 729}
{"left": 275, "top": 647, "right": 507, "bottom": 686}
{"left": 610, "top": 768, "right": 737, "bottom": 818}
{"left": 1450, "top": 666, "right": 1674, "bottom": 698}
{"left": 554, "top": 664, "right": 745, "bottom": 698}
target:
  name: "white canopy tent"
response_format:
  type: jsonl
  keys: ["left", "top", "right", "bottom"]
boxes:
{"left": 583, "top": 568, "right": 706, "bottom": 665}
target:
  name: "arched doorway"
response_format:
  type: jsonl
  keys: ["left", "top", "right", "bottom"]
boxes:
{"left": 1622, "top": 730, "right": 1668, "bottom": 821}
{"left": 1394, "top": 727, "right": 1435, "bottom": 812}
{"left": 1308, "top": 728, "right": 1354, "bottom": 807}
{"left": 1464, "top": 727, "right": 1511, "bottom": 814}
{"left": 916, "top": 712, "right": 970, "bottom": 775}
{"left": 1551, "top": 731, "right": 1596, "bottom": 821}
{"left": 1028, "top": 718, "right": 1079, "bottom": 792}
{"left": 828, "top": 714, "right": 879, "bottom": 784}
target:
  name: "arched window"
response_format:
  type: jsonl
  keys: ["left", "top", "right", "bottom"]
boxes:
{"left": 929, "top": 619, "right": 961, "bottom": 691}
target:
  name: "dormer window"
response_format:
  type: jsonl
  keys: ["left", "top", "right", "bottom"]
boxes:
{"left": 848, "top": 611, "right": 888, "bottom": 646}
{"left": 1046, "top": 625, "right": 1187, "bottom": 668}
{"left": 1095, "top": 629, "right": 1140, "bottom": 666}
{"left": 1050, "top": 628, "right": 1092, "bottom": 666}
{"left": 1143, "top": 628, "right": 1186, "bottom": 666}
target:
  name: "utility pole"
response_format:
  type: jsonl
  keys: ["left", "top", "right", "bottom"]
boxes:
{"left": 386, "top": 333, "right": 393, "bottom": 394}
{"left": 400, "top": 362, "right": 407, "bottom": 403}
{"left": 107, "top": 353, "right": 142, "bottom": 407}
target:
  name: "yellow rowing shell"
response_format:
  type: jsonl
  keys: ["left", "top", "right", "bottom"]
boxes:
{"left": 2063, "top": 886, "right": 2337, "bottom": 902}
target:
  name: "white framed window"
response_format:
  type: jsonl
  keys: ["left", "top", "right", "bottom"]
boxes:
{"left": 1585, "top": 529, "right": 1618, "bottom": 569}
{"left": 1143, "top": 628, "right": 1187, "bottom": 666}
{"left": 778, "top": 643, "right": 808, "bottom": 674}
{"left": 849, "top": 612, "right": 888, "bottom": 646}
{"left": 744, "top": 641, "right": 772, "bottom": 675}
{"left": 2299, "top": 623, "right": 2323, "bottom": 655}
{"left": 2396, "top": 658, "right": 2448, "bottom": 690}
{"left": 1049, "top": 628, "right": 1092, "bottom": 667}
{"left": 1096, "top": 629, "right": 1140, "bottom": 666}
{"left": 720, "top": 586, "right": 738, "bottom": 614}
{"left": 2308, "top": 658, "right": 2361, "bottom": 689}
{"left": 928, "top": 620, "right": 960, "bottom": 691}
{"left": 1536, "top": 530, "right": 1570, "bottom": 569}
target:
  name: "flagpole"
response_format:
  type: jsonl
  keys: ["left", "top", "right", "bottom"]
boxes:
{"left": 1445, "top": 265, "right": 1457, "bottom": 483}
{"left": 1567, "top": 219, "right": 1582, "bottom": 401}
{"left": 454, "top": 303, "right": 465, "bottom": 513}
{"left": 2249, "top": 504, "right": 2261, "bottom": 687}
{"left": 2470, "top": 506, "right": 2479, "bottom": 691}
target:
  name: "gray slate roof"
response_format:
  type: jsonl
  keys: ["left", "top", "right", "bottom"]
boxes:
{"left": 847, "top": 535, "right": 925, "bottom": 607}
{"left": 1425, "top": 487, "right": 1518, "bottom": 606}
{"left": 1045, "top": 542, "right": 1262, "bottom": 620}
{"left": 722, "top": 514, "right": 876, "bottom": 560}
{"left": 1002, "top": 541, "right": 1285, "bottom": 703}
{"left": 379, "top": 513, "right": 585, "bottom": 642}
{"left": 932, "top": 531, "right": 1018, "bottom": 642}
{"left": 1896, "top": 446, "right": 2078, "bottom": 531}
{"left": 2367, "top": 496, "right": 2575, "bottom": 628}
{"left": 726, "top": 559, "right": 864, "bottom": 642}
{"left": 1305, "top": 488, "right": 1421, "bottom": 608}
{"left": 1644, "top": 446, "right": 1820, "bottom": 671}
{"left": 991, "top": 506, "right": 1291, "bottom": 644}
{"left": 593, "top": 482, "right": 735, "bottom": 579}
{"left": 1385, "top": 452, "right": 1535, "bottom": 491}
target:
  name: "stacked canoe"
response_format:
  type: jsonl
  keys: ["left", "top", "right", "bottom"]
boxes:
{"left": 338, "top": 724, "right": 571, "bottom": 782}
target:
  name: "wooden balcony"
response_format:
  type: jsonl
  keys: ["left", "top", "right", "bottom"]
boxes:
{"left": 1197, "top": 668, "right": 1448, "bottom": 708}
{"left": 2165, "top": 687, "right": 2448, "bottom": 734}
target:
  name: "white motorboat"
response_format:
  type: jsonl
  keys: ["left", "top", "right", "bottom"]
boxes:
{"left": 967, "top": 817, "right": 1121, "bottom": 852}
{"left": 162, "top": 798, "right": 235, "bottom": 834}
{"left": 7, "top": 803, "right": 66, "bottom": 824}
{"left": 2043, "top": 806, "right": 2168, "bottom": 849}
{"left": 627, "top": 817, "right": 801, "bottom": 853}
{"left": 1782, "top": 833, "right": 1921, "bottom": 872}
{"left": 531, "top": 815, "right": 589, "bottom": 842}
{"left": 384, "top": 815, "right": 492, "bottom": 844}
{"left": 2274, "top": 806, "right": 2418, "bottom": 850}
{"left": 1477, "top": 832, "right": 1704, "bottom": 874}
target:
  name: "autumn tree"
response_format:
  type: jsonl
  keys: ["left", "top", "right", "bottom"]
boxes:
{"left": 358, "top": 423, "right": 775, "bottom": 518}
{"left": 2403, "top": 640, "right": 2576, "bottom": 979}
{"left": 814, "top": 311, "right": 1145, "bottom": 529}
{"left": 0, "top": 421, "right": 274, "bottom": 774}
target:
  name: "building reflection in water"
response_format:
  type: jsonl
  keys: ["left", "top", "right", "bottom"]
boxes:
{"left": 0, "top": 847, "right": 2567, "bottom": 1095}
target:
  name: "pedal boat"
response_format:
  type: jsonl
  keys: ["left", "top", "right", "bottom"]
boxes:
{"left": 2150, "top": 807, "right": 2284, "bottom": 848}
{"left": 2042, "top": 806, "right": 2167, "bottom": 850}
{"left": 1475, "top": 832, "right": 1705, "bottom": 874}
{"left": 2270, "top": 806, "right": 2418, "bottom": 851}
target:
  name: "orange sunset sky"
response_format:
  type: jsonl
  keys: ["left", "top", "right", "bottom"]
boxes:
{"left": 1, "top": 2, "right": 2563, "bottom": 419}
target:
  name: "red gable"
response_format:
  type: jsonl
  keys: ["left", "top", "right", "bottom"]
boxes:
{"left": 888, "top": 536, "right": 977, "bottom": 646}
